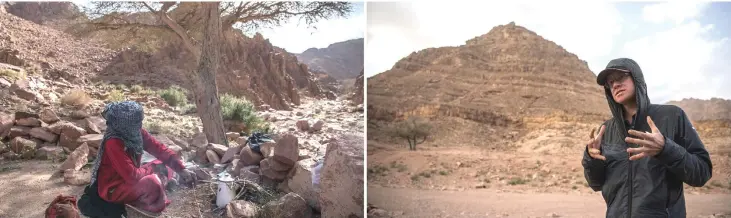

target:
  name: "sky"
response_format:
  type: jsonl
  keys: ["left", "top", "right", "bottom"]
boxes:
{"left": 257, "top": 2, "right": 365, "bottom": 54}
{"left": 366, "top": 2, "right": 731, "bottom": 103}
{"left": 69, "top": 1, "right": 365, "bottom": 54}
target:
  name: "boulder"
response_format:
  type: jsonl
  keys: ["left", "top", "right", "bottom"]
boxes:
{"left": 206, "top": 149, "right": 221, "bottom": 164}
{"left": 10, "top": 137, "right": 37, "bottom": 159}
{"left": 269, "top": 158, "right": 294, "bottom": 172}
{"left": 220, "top": 145, "right": 242, "bottom": 164}
{"left": 15, "top": 117, "right": 41, "bottom": 127}
{"left": 239, "top": 146, "right": 263, "bottom": 166}
{"left": 319, "top": 134, "right": 364, "bottom": 218}
{"left": 39, "top": 109, "right": 60, "bottom": 124}
{"left": 260, "top": 142, "right": 275, "bottom": 157}
{"left": 76, "top": 134, "right": 103, "bottom": 148}
{"left": 29, "top": 127, "right": 57, "bottom": 142}
{"left": 288, "top": 158, "right": 320, "bottom": 210}
{"left": 273, "top": 134, "right": 298, "bottom": 167}
{"left": 36, "top": 145, "right": 63, "bottom": 160}
{"left": 226, "top": 200, "right": 259, "bottom": 218}
{"left": 59, "top": 142, "right": 89, "bottom": 171}
{"left": 259, "top": 158, "right": 288, "bottom": 181}
{"left": 260, "top": 193, "right": 312, "bottom": 218}
{"left": 296, "top": 119, "right": 310, "bottom": 131}
{"left": 311, "top": 120, "right": 325, "bottom": 132}
{"left": 83, "top": 118, "right": 101, "bottom": 134}
{"left": 208, "top": 143, "right": 228, "bottom": 156}
{"left": 0, "top": 113, "right": 14, "bottom": 138}
{"left": 86, "top": 116, "right": 106, "bottom": 132}
{"left": 190, "top": 132, "right": 208, "bottom": 148}
{"left": 69, "top": 110, "right": 89, "bottom": 119}
{"left": 195, "top": 147, "right": 209, "bottom": 164}
{"left": 170, "top": 137, "right": 189, "bottom": 151}
{"left": 9, "top": 126, "right": 31, "bottom": 138}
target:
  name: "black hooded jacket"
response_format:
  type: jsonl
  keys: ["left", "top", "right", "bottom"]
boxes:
{"left": 582, "top": 58, "right": 713, "bottom": 218}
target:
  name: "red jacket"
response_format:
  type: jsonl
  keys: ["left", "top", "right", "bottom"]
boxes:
{"left": 96, "top": 129, "right": 185, "bottom": 203}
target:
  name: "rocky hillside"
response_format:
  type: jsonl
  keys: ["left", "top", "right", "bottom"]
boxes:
{"left": 296, "top": 38, "right": 364, "bottom": 80}
{"left": 350, "top": 69, "right": 364, "bottom": 105}
{"left": 667, "top": 97, "right": 731, "bottom": 121}
{"left": 368, "top": 22, "right": 609, "bottom": 123}
{"left": 367, "top": 22, "right": 613, "bottom": 157}
{"left": 1, "top": 3, "right": 336, "bottom": 111}
{"left": 4, "top": 2, "right": 85, "bottom": 31}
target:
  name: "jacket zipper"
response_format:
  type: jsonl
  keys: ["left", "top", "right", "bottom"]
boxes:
{"left": 626, "top": 115, "right": 637, "bottom": 218}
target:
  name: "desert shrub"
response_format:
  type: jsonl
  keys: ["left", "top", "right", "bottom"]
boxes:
{"left": 61, "top": 89, "right": 92, "bottom": 108}
{"left": 0, "top": 69, "right": 26, "bottom": 82}
{"left": 130, "top": 84, "right": 144, "bottom": 93}
{"left": 392, "top": 116, "right": 432, "bottom": 151}
{"left": 159, "top": 85, "right": 188, "bottom": 107}
{"left": 220, "top": 93, "right": 264, "bottom": 131}
{"left": 107, "top": 89, "right": 125, "bottom": 102}
{"left": 115, "top": 83, "right": 127, "bottom": 90}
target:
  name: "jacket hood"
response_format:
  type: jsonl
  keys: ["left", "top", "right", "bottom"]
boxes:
{"left": 601, "top": 58, "right": 651, "bottom": 129}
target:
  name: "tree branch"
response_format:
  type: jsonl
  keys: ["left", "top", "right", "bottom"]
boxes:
{"left": 141, "top": 2, "right": 157, "bottom": 13}
{"left": 156, "top": 2, "right": 200, "bottom": 59}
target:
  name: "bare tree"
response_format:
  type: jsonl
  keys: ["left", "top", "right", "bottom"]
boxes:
{"left": 393, "top": 116, "right": 432, "bottom": 150}
{"left": 81, "top": 2, "right": 353, "bottom": 146}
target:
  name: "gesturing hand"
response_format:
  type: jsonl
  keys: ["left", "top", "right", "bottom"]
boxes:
{"left": 624, "top": 116, "right": 665, "bottom": 161}
{"left": 587, "top": 125, "right": 606, "bottom": 161}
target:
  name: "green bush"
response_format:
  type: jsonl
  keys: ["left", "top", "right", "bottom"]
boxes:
{"left": 107, "top": 89, "right": 125, "bottom": 102}
{"left": 159, "top": 85, "right": 188, "bottom": 107}
{"left": 220, "top": 93, "right": 264, "bottom": 131}
{"left": 0, "top": 69, "right": 26, "bottom": 82}
{"left": 130, "top": 84, "right": 144, "bottom": 93}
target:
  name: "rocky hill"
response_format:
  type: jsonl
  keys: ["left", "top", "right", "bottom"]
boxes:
{"left": 667, "top": 97, "right": 731, "bottom": 121}
{"left": 350, "top": 69, "right": 364, "bottom": 105}
{"left": 367, "top": 22, "right": 731, "bottom": 201}
{"left": 368, "top": 22, "right": 609, "bottom": 125}
{"left": 2, "top": 2, "right": 337, "bottom": 111}
{"left": 296, "top": 38, "right": 364, "bottom": 80}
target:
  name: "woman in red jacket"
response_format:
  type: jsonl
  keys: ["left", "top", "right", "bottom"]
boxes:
{"left": 78, "top": 101, "right": 196, "bottom": 217}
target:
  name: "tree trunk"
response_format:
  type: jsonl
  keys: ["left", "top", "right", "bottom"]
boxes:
{"left": 195, "top": 2, "right": 227, "bottom": 146}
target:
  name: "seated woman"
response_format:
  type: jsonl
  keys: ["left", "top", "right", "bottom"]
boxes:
{"left": 79, "top": 101, "right": 196, "bottom": 217}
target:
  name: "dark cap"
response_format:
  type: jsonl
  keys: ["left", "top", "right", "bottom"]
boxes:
{"left": 597, "top": 58, "right": 634, "bottom": 86}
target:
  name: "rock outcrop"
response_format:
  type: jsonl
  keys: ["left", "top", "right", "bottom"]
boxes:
{"left": 319, "top": 133, "right": 364, "bottom": 218}
{"left": 666, "top": 97, "right": 731, "bottom": 121}
{"left": 350, "top": 69, "right": 364, "bottom": 105}
{"left": 368, "top": 22, "right": 609, "bottom": 123}
{"left": 296, "top": 38, "right": 364, "bottom": 80}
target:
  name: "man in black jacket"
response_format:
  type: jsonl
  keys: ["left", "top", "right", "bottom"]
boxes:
{"left": 582, "top": 58, "right": 713, "bottom": 218}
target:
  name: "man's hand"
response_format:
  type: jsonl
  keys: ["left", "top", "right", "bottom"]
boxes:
{"left": 177, "top": 169, "right": 198, "bottom": 188}
{"left": 587, "top": 125, "right": 606, "bottom": 161}
{"left": 625, "top": 116, "right": 665, "bottom": 161}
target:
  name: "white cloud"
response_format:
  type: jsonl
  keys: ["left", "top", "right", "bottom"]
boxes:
{"left": 257, "top": 11, "right": 365, "bottom": 54}
{"left": 642, "top": 2, "right": 707, "bottom": 24}
{"left": 367, "top": 2, "right": 731, "bottom": 102}
{"left": 620, "top": 22, "right": 730, "bottom": 103}
{"left": 366, "top": 1, "right": 623, "bottom": 77}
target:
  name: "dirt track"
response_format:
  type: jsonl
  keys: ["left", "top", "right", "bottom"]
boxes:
{"left": 368, "top": 186, "right": 731, "bottom": 218}
{"left": 0, "top": 160, "right": 85, "bottom": 218}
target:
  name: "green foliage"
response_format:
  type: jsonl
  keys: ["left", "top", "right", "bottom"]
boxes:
{"left": 130, "top": 84, "right": 144, "bottom": 93}
{"left": 393, "top": 116, "right": 432, "bottom": 150}
{"left": 159, "top": 85, "right": 188, "bottom": 107}
{"left": 0, "top": 69, "right": 26, "bottom": 82}
{"left": 220, "top": 93, "right": 265, "bottom": 131}
{"left": 107, "top": 89, "right": 125, "bottom": 102}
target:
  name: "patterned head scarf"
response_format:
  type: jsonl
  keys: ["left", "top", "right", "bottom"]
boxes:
{"left": 90, "top": 101, "right": 145, "bottom": 185}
